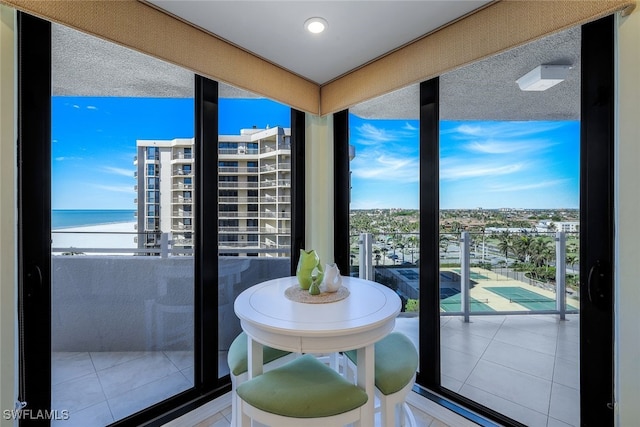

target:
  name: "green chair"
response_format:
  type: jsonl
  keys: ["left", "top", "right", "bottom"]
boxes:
{"left": 236, "top": 354, "right": 369, "bottom": 426}
{"left": 227, "top": 331, "right": 294, "bottom": 426}
{"left": 344, "top": 332, "right": 418, "bottom": 427}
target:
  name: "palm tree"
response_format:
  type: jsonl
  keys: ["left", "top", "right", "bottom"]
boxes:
{"left": 439, "top": 234, "right": 451, "bottom": 253}
{"left": 497, "top": 231, "right": 514, "bottom": 262}
{"left": 397, "top": 243, "right": 405, "bottom": 263}
{"left": 514, "top": 234, "right": 532, "bottom": 262}
{"left": 380, "top": 247, "right": 388, "bottom": 265}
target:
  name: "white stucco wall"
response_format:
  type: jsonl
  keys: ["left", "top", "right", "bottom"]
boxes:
{"left": 0, "top": 5, "right": 16, "bottom": 427}
{"left": 615, "top": 8, "right": 640, "bottom": 426}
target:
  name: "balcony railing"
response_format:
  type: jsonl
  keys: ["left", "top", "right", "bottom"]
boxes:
{"left": 172, "top": 183, "right": 193, "bottom": 190}
{"left": 353, "top": 231, "right": 579, "bottom": 320}
{"left": 260, "top": 179, "right": 291, "bottom": 188}
{"left": 172, "top": 197, "right": 193, "bottom": 204}
{"left": 218, "top": 196, "right": 259, "bottom": 203}
{"left": 218, "top": 182, "right": 259, "bottom": 189}
{"left": 218, "top": 148, "right": 260, "bottom": 155}
{"left": 259, "top": 163, "right": 291, "bottom": 172}
{"left": 260, "top": 144, "right": 290, "bottom": 153}
{"left": 219, "top": 166, "right": 259, "bottom": 174}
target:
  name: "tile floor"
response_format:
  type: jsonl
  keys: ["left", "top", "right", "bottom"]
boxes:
{"left": 188, "top": 401, "right": 454, "bottom": 427}
{"left": 52, "top": 314, "right": 579, "bottom": 427}
{"left": 394, "top": 314, "right": 580, "bottom": 427}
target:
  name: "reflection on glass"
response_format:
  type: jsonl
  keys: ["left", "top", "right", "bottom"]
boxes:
{"left": 51, "top": 23, "right": 195, "bottom": 423}
{"left": 438, "top": 28, "right": 581, "bottom": 426}
{"left": 217, "top": 85, "right": 292, "bottom": 378}
{"left": 348, "top": 102, "right": 421, "bottom": 372}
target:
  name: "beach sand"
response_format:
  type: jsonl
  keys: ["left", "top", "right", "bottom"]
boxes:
{"left": 52, "top": 222, "right": 137, "bottom": 254}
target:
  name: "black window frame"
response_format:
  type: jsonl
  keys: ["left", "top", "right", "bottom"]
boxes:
{"left": 17, "top": 15, "right": 306, "bottom": 426}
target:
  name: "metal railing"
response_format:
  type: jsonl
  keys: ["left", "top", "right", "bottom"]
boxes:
{"left": 354, "top": 231, "right": 579, "bottom": 321}
{"left": 52, "top": 230, "right": 291, "bottom": 257}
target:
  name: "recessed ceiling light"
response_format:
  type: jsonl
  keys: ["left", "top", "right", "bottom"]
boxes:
{"left": 304, "top": 17, "right": 328, "bottom": 34}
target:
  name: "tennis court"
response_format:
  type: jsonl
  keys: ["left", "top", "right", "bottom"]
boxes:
{"left": 485, "top": 286, "right": 577, "bottom": 311}
{"left": 440, "top": 291, "right": 494, "bottom": 312}
{"left": 452, "top": 268, "right": 489, "bottom": 280}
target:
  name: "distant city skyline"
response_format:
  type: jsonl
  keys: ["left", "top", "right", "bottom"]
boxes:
{"left": 52, "top": 96, "right": 580, "bottom": 211}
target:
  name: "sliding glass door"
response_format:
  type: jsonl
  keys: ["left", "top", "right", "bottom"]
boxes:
{"left": 342, "top": 14, "right": 615, "bottom": 427}
{"left": 419, "top": 15, "right": 615, "bottom": 427}
{"left": 17, "top": 13, "right": 303, "bottom": 426}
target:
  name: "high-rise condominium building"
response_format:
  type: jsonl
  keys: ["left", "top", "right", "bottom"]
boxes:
{"left": 134, "top": 127, "right": 291, "bottom": 257}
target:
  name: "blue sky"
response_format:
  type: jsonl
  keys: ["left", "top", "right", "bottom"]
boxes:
{"left": 52, "top": 96, "right": 290, "bottom": 209}
{"left": 350, "top": 115, "right": 580, "bottom": 210}
{"left": 52, "top": 96, "right": 579, "bottom": 210}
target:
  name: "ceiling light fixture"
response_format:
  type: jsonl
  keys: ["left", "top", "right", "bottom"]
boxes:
{"left": 516, "top": 65, "right": 572, "bottom": 91}
{"left": 304, "top": 17, "right": 328, "bottom": 34}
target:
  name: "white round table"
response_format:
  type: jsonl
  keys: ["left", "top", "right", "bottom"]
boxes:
{"left": 234, "top": 276, "right": 401, "bottom": 426}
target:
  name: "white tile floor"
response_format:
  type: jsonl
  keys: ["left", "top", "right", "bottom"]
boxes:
{"left": 51, "top": 351, "right": 193, "bottom": 426}
{"left": 189, "top": 401, "right": 454, "bottom": 427}
{"left": 52, "top": 314, "right": 579, "bottom": 427}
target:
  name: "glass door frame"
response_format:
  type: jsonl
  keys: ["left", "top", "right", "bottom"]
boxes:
{"left": 417, "top": 14, "right": 616, "bottom": 427}
{"left": 17, "top": 13, "right": 306, "bottom": 426}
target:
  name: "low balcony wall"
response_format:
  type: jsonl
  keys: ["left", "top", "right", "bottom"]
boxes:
{"left": 52, "top": 256, "right": 289, "bottom": 352}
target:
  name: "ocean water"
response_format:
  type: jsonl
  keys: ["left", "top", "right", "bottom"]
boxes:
{"left": 52, "top": 210, "right": 136, "bottom": 229}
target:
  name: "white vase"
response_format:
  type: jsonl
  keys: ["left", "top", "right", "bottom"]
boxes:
{"left": 321, "top": 263, "right": 342, "bottom": 293}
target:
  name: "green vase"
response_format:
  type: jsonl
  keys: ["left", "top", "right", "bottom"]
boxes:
{"left": 309, "top": 281, "right": 321, "bottom": 295}
{"left": 296, "top": 249, "right": 324, "bottom": 290}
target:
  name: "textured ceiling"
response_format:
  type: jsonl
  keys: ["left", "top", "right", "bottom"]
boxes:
{"left": 350, "top": 26, "right": 581, "bottom": 121}
{"left": 52, "top": 10, "right": 580, "bottom": 121}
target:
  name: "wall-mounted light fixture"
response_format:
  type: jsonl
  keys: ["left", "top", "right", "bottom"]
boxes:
{"left": 304, "top": 17, "right": 328, "bottom": 34}
{"left": 516, "top": 65, "right": 571, "bottom": 91}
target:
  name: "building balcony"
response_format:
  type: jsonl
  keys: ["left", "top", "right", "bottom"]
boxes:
{"left": 172, "top": 197, "right": 193, "bottom": 204}
{"left": 172, "top": 183, "right": 193, "bottom": 190}
{"left": 260, "top": 195, "right": 291, "bottom": 203}
{"left": 260, "top": 179, "right": 291, "bottom": 188}
{"left": 218, "top": 196, "right": 259, "bottom": 204}
{"left": 218, "top": 148, "right": 259, "bottom": 156}
{"left": 259, "top": 162, "right": 290, "bottom": 173}
{"left": 218, "top": 211, "right": 259, "bottom": 219}
{"left": 172, "top": 152, "right": 193, "bottom": 160}
{"left": 219, "top": 166, "right": 259, "bottom": 174}
{"left": 260, "top": 144, "right": 291, "bottom": 155}
{"left": 218, "top": 181, "right": 259, "bottom": 189}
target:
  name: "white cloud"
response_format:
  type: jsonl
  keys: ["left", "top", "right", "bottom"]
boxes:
{"left": 440, "top": 162, "right": 524, "bottom": 180}
{"left": 94, "top": 184, "right": 135, "bottom": 194}
{"left": 488, "top": 179, "right": 569, "bottom": 192}
{"left": 354, "top": 122, "right": 418, "bottom": 146}
{"left": 103, "top": 166, "right": 134, "bottom": 177}
{"left": 352, "top": 154, "right": 419, "bottom": 182}
{"left": 403, "top": 122, "right": 418, "bottom": 131}
{"left": 453, "top": 121, "right": 565, "bottom": 140}
{"left": 86, "top": 105, "right": 98, "bottom": 110}
{"left": 465, "top": 139, "right": 555, "bottom": 154}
